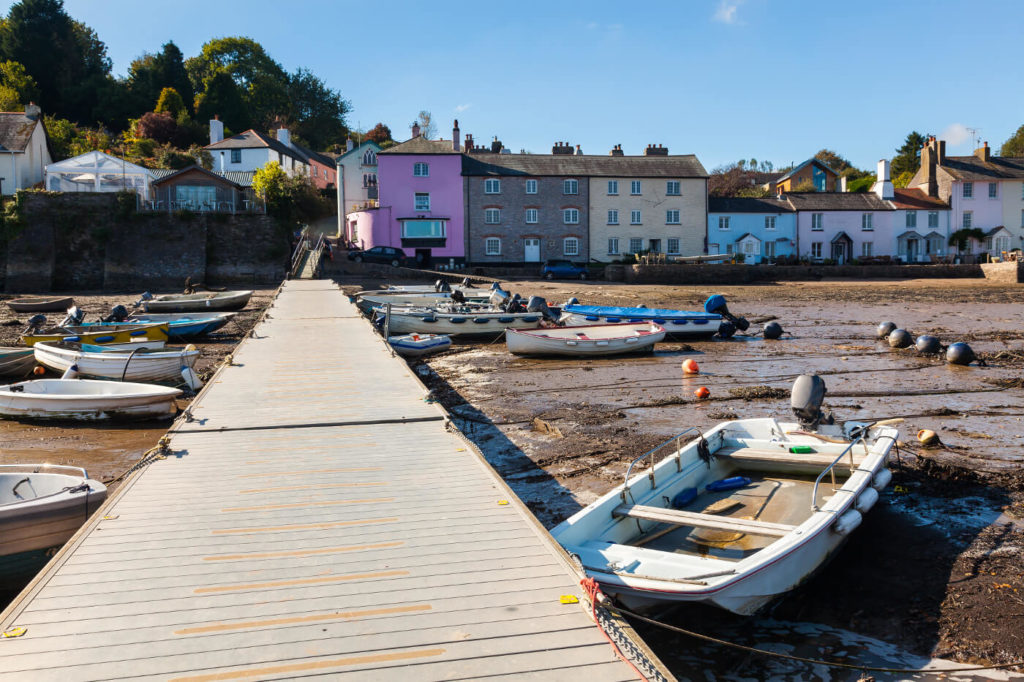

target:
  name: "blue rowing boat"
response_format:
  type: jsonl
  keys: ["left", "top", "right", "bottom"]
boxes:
{"left": 79, "top": 313, "right": 235, "bottom": 340}
{"left": 559, "top": 304, "right": 722, "bottom": 338}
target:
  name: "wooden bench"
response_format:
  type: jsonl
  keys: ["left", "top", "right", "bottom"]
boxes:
{"left": 613, "top": 504, "right": 796, "bottom": 538}
{"left": 715, "top": 446, "right": 865, "bottom": 474}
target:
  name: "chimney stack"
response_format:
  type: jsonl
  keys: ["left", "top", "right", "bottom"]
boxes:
{"left": 575, "top": 144, "right": 583, "bottom": 155}
{"left": 411, "top": 121, "right": 421, "bottom": 138}
{"left": 974, "top": 141, "right": 991, "bottom": 163}
{"left": 873, "top": 159, "right": 894, "bottom": 199}
{"left": 277, "top": 124, "right": 291, "bottom": 149}
{"left": 644, "top": 144, "right": 668, "bottom": 156}
{"left": 452, "top": 119, "right": 460, "bottom": 152}
{"left": 209, "top": 115, "right": 224, "bottom": 145}
{"left": 345, "top": 136, "right": 354, "bottom": 152}
{"left": 921, "top": 138, "right": 938, "bottom": 197}
{"left": 839, "top": 176, "right": 848, "bottom": 192}
{"left": 937, "top": 139, "right": 945, "bottom": 165}
{"left": 464, "top": 133, "right": 474, "bottom": 152}
{"left": 552, "top": 141, "right": 574, "bottom": 155}
{"left": 491, "top": 136, "right": 503, "bottom": 154}
{"left": 609, "top": 144, "right": 624, "bottom": 156}
{"left": 24, "top": 102, "right": 40, "bottom": 121}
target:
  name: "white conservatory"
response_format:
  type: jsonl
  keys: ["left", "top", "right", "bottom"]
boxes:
{"left": 44, "top": 151, "right": 153, "bottom": 195}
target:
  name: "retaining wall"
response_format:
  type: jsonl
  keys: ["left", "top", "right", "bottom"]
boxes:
{"left": 610, "top": 263, "right": 985, "bottom": 284}
{"left": 980, "top": 261, "right": 1023, "bottom": 284}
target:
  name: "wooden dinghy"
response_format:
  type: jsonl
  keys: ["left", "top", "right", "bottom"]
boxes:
{"left": 506, "top": 322, "right": 666, "bottom": 357}
{"left": 5, "top": 296, "right": 75, "bottom": 313}
{"left": 34, "top": 342, "right": 200, "bottom": 384}
{"left": 382, "top": 308, "right": 546, "bottom": 336}
{"left": 559, "top": 304, "right": 722, "bottom": 339}
{"left": 387, "top": 333, "right": 452, "bottom": 358}
{"left": 0, "top": 379, "right": 182, "bottom": 421}
{"left": 552, "top": 378, "right": 897, "bottom": 615}
{"left": 0, "top": 464, "right": 107, "bottom": 587}
{"left": 0, "top": 347, "right": 36, "bottom": 378}
{"left": 21, "top": 322, "right": 169, "bottom": 347}
{"left": 79, "top": 312, "right": 235, "bottom": 339}
{"left": 137, "top": 290, "right": 253, "bottom": 313}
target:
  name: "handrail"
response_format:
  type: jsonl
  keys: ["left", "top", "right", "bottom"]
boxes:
{"left": 288, "top": 225, "right": 310, "bottom": 276}
{"left": 308, "top": 233, "right": 328, "bottom": 278}
{"left": 620, "top": 427, "right": 703, "bottom": 503}
{"left": 810, "top": 434, "right": 865, "bottom": 512}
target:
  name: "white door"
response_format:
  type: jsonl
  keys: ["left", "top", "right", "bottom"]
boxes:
{"left": 524, "top": 238, "right": 540, "bottom": 262}
{"left": 708, "top": 243, "right": 720, "bottom": 255}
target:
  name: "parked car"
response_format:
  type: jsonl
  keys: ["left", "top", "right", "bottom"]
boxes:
{"left": 540, "top": 259, "right": 588, "bottom": 280}
{"left": 347, "top": 246, "right": 407, "bottom": 267}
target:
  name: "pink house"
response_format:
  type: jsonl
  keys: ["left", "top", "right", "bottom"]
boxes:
{"left": 346, "top": 121, "right": 466, "bottom": 268}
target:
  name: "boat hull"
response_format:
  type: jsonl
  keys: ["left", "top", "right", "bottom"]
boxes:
{"left": 141, "top": 290, "right": 252, "bottom": 313}
{"left": 6, "top": 297, "right": 75, "bottom": 313}
{"left": 560, "top": 304, "right": 722, "bottom": 339}
{"left": 506, "top": 323, "right": 665, "bottom": 357}
{"left": 81, "top": 313, "right": 235, "bottom": 339}
{"left": 0, "top": 348, "right": 36, "bottom": 378}
{"left": 22, "top": 323, "right": 170, "bottom": 347}
{"left": 387, "top": 334, "right": 452, "bottom": 358}
{"left": 384, "top": 311, "right": 545, "bottom": 336}
{"left": 0, "top": 379, "right": 181, "bottom": 421}
{"left": 34, "top": 343, "right": 200, "bottom": 383}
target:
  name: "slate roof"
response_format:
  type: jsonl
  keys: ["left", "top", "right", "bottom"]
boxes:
{"left": 938, "top": 155, "right": 1024, "bottom": 181}
{"left": 151, "top": 165, "right": 242, "bottom": 188}
{"left": 150, "top": 168, "right": 254, "bottom": 187}
{"left": 378, "top": 136, "right": 463, "bottom": 155}
{"left": 890, "top": 187, "right": 949, "bottom": 210}
{"left": 708, "top": 196, "right": 794, "bottom": 213}
{"left": 783, "top": 192, "right": 893, "bottom": 211}
{"left": 294, "top": 143, "right": 335, "bottom": 167}
{"left": 0, "top": 113, "right": 41, "bottom": 152}
{"left": 206, "top": 130, "right": 307, "bottom": 164}
{"left": 776, "top": 158, "right": 838, "bottom": 183}
{"left": 461, "top": 153, "right": 707, "bottom": 178}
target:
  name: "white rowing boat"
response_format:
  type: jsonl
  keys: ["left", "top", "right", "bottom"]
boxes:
{"left": 0, "top": 464, "right": 107, "bottom": 587}
{"left": 33, "top": 342, "right": 200, "bottom": 384}
{"left": 387, "top": 333, "right": 452, "bottom": 358}
{"left": 0, "top": 379, "right": 182, "bottom": 421}
{"left": 506, "top": 322, "right": 665, "bottom": 357}
{"left": 382, "top": 308, "right": 546, "bottom": 336}
{"left": 137, "top": 290, "right": 252, "bottom": 313}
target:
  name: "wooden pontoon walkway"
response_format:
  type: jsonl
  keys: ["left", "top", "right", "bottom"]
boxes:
{"left": 0, "top": 280, "right": 642, "bottom": 681}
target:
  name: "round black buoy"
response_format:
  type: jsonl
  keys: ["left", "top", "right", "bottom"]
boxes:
{"left": 717, "top": 320, "right": 737, "bottom": 339}
{"left": 946, "top": 342, "right": 976, "bottom": 366}
{"left": 915, "top": 335, "right": 942, "bottom": 354}
{"left": 888, "top": 329, "right": 913, "bottom": 348}
{"left": 877, "top": 321, "right": 897, "bottom": 339}
{"left": 764, "top": 321, "right": 784, "bottom": 339}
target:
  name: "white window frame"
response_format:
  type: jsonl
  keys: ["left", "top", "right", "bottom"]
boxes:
{"left": 862, "top": 213, "right": 873, "bottom": 231}
{"left": 765, "top": 216, "right": 776, "bottom": 230}
{"left": 607, "top": 209, "right": 619, "bottom": 225}
{"left": 718, "top": 216, "right": 730, "bottom": 231}
{"left": 563, "top": 237, "right": 580, "bottom": 256}
{"left": 230, "top": 149, "right": 241, "bottom": 164}
{"left": 607, "top": 180, "right": 618, "bottom": 195}
{"left": 563, "top": 179, "right": 578, "bottom": 195}
{"left": 928, "top": 211, "right": 939, "bottom": 228}
{"left": 630, "top": 180, "right": 641, "bottom": 195}
{"left": 811, "top": 213, "right": 823, "bottom": 230}
{"left": 764, "top": 240, "right": 776, "bottom": 259}
{"left": 485, "top": 237, "right": 501, "bottom": 255}
{"left": 484, "top": 178, "right": 500, "bottom": 194}
{"left": 666, "top": 180, "right": 681, "bottom": 196}
{"left": 631, "top": 210, "right": 642, "bottom": 225}
{"left": 811, "top": 242, "right": 823, "bottom": 259}
{"left": 484, "top": 208, "right": 500, "bottom": 224}
{"left": 667, "top": 237, "right": 680, "bottom": 255}
{"left": 962, "top": 182, "right": 973, "bottom": 198}
{"left": 525, "top": 208, "right": 538, "bottom": 224}
{"left": 525, "top": 179, "right": 537, "bottom": 194}
{"left": 414, "top": 192, "right": 430, "bottom": 211}
{"left": 629, "top": 237, "right": 643, "bottom": 253}
{"left": 563, "top": 208, "right": 579, "bottom": 224}
{"left": 608, "top": 237, "right": 619, "bottom": 255}
{"left": 862, "top": 242, "right": 873, "bottom": 257}
{"left": 666, "top": 209, "right": 680, "bottom": 224}
{"left": 906, "top": 211, "right": 916, "bottom": 228}
{"left": 988, "top": 182, "right": 998, "bottom": 199}
{"left": 413, "top": 162, "right": 429, "bottom": 177}
{"left": 963, "top": 211, "right": 972, "bottom": 229}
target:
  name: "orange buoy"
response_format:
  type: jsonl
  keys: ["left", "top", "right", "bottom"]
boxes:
{"left": 682, "top": 359, "right": 700, "bottom": 374}
{"left": 694, "top": 386, "right": 710, "bottom": 400}
{"left": 32, "top": 366, "right": 45, "bottom": 376}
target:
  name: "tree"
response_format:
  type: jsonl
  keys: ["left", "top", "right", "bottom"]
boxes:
{"left": 286, "top": 67, "right": 349, "bottom": 149}
{"left": 416, "top": 110, "right": 436, "bottom": 139}
{"left": 792, "top": 179, "right": 817, "bottom": 192}
{"left": 253, "top": 160, "right": 331, "bottom": 224}
{"left": 891, "top": 131, "right": 927, "bottom": 177}
{"left": 127, "top": 42, "right": 194, "bottom": 119}
{"left": 193, "top": 70, "right": 249, "bottom": 134}
{"left": 365, "top": 122, "right": 392, "bottom": 145}
{"left": 0, "top": 59, "right": 38, "bottom": 110}
{"left": 253, "top": 161, "right": 290, "bottom": 207}
{"left": 1001, "top": 124, "right": 1024, "bottom": 157}
{"left": 893, "top": 171, "right": 914, "bottom": 189}
{"left": 136, "top": 111, "right": 185, "bottom": 146}
{"left": 186, "top": 37, "right": 289, "bottom": 130}
{"left": 814, "top": 149, "right": 850, "bottom": 173}
{"left": 154, "top": 87, "right": 187, "bottom": 121}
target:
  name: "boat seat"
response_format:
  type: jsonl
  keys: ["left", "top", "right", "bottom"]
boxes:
{"left": 613, "top": 504, "right": 796, "bottom": 538}
{"left": 715, "top": 446, "right": 866, "bottom": 473}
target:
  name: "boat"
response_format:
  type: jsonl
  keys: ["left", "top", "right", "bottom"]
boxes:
{"left": 0, "top": 379, "right": 182, "bottom": 421}
{"left": 357, "top": 290, "right": 492, "bottom": 313}
{"left": 0, "top": 347, "right": 36, "bottom": 377}
{"left": 21, "top": 322, "right": 170, "bottom": 347}
{"left": 0, "top": 464, "right": 107, "bottom": 587}
{"left": 5, "top": 297, "right": 75, "bottom": 313}
{"left": 381, "top": 308, "right": 547, "bottom": 336}
{"left": 559, "top": 304, "right": 723, "bottom": 338}
{"left": 33, "top": 342, "right": 200, "bottom": 384}
{"left": 136, "top": 290, "right": 253, "bottom": 313}
{"left": 551, "top": 376, "right": 898, "bottom": 615}
{"left": 76, "top": 312, "right": 235, "bottom": 339}
{"left": 387, "top": 333, "right": 452, "bottom": 358}
{"left": 506, "top": 322, "right": 666, "bottom": 357}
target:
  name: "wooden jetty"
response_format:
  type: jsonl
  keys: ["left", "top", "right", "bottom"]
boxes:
{"left": 0, "top": 280, "right": 653, "bottom": 681}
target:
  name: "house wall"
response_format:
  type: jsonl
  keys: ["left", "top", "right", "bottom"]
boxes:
{"left": 213, "top": 147, "right": 306, "bottom": 176}
{"left": 706, "top": 212, "right": 797, "bottom": 261}
{"left": 465, "top": 173, "right": 589, "bottom": 264}
{"left": 951, "top": 179, "right": 1005, "bottom": 233}
{"left": 345, "top": 208, "right": 386, "bottom": 250}
{"left": 376, "top": 153, "right": 465, "bottom": 262}
{"left": 589, "top": 177, "right": 704, "bottom": 261}
{"left": 338, "top": 143, "right": 378, "bottom": 215}
{"left": 796, "top": 210, "right": 893, "bottom": 261}
{"left": 894, "top": 208, "right": 952, "bottom": 262}
{"left": 778, "top": 164, "right": 837, "bottom": 193}
{"left": 1002, "top": 180, "right": 1024, "bottom": 250}
{"left": 307, "top": 158, "right": 336, "bottom": 190}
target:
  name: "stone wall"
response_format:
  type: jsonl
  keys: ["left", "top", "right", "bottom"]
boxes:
{"left": 4, "top": 192, "right": 288, "bottom": 293}
{"left": 980, "top": 261, "right": 1023, "bottom": 284}
{"left": 613, "top": 263, "right": 985, "bottom": 284}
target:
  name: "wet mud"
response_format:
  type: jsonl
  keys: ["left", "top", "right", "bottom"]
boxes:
{"left": 400, "top": 277, "right": 1024, "bottom": 680}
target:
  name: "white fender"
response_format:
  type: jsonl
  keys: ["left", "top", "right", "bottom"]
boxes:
{"left": 854, "top": 487, "right": 879, "bottom": 514}
{"left": 60, "top": 364, "right": 79, "bottom": 380}
{"left": 871, "top": 468, "right": 892, "bottom": 492}
{"left": 181, "top": 366, "right": 203, "bottom": 391}
{"left": 833, "top": 509, "right": 862, "bottom": 536}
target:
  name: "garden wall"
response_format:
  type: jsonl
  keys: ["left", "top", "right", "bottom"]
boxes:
{"left": 979, "top": 261, "right": 1023, "bottom": 284}
{"left": 612, "top": 263, "right": 985, "bottom": 284}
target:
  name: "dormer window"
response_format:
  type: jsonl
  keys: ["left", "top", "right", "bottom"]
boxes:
{"left": 363, "top": 150, "right": 377, "bottom": 165}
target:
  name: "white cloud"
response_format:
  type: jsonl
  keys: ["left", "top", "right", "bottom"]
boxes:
{"left": 713, "top": 0, "right": 742, "bottom": 24}
{"left": 454, "top": 103, "right": 471, "bottom": 113}
{"left": 941, "top": 123, "right": 973, "bottom": 146}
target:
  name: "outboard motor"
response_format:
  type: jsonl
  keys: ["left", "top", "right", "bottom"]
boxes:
{"left": 61, "top": 306, "right": 85, "bottom": 327}
{"left": 132, "top": 291, "right": 153, "bottom": 308}
{"left": 23, "top": 314, "right": 46, "bottom": 334}
{"left": 877, "top": 321, "right": 897, "bottom": 339}
{"left": 526, "top": 295, "right": 557, "bottom": 321}
{"left": 504, "top": 293, "right": 523, "bottom": 313}
{"left": 102, "top": 304, "right": 129, "bottom": 323}
{"left": 565, "top": 297, "right": 579, "bottom": 307}
{"left": 763, "top": 321, "right": 784, "bottom": 339}
{"left": 489, "top": 286, "right": 510, "bottom": 308}
{"left": 791, "top": 374, "right": 832, "bottom": 428}
{"left": 716, "top": 320, "right": 737, "bottom": 339}
{"left": 489, "top": 282, "right": 502, "bottom": 291}
{"left": 450, "top": 290, "right": 466, "bottom": 304}
{"left": 435, "top": 279, "right": 452, "bottom": 293}
{"left": 461, "top": 277, "right": 476, "bottom": 289}
{"left": 704, "top": 294, "right": 749, "bottom": 332}
{"left": 915, "top": 335, "right": 942, "bottom": 354}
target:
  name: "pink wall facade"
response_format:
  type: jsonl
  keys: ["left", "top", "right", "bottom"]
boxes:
{"left": 950, "top": 179, "right": 1005, "bottom": 232}
{"left": 796, "top": 210, "right": 894, "bottom": 262}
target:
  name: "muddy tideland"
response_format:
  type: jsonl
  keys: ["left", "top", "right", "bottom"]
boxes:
{"left": 343, "top": 277, "right": 1024, "bottom": 681}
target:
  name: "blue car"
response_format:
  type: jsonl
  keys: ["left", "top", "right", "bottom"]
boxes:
{"left": 540, "top": 259, "right": 588, "bottom": 280}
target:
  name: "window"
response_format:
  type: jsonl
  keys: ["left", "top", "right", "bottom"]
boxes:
{"left": 667, "top": 238, "right": 680, "bottom": 254}
{"left": 414, "top": 193, "right": 430, "bottom": 211}
{"left": 928, "top": 211, "right": 939, "bottom": 228}
{"left": 811, "top": 213, "right": 823, "bottom": 230}
{"left": 718, "top": 216, "right": 730, "bottom": 230}
{"left": 525, "top": 208, "right": 538, "bottom": 223}
{"left": 962, "top": 182, "right": 973, "bottom": 198}
{"left": 666, "top": 210, "right": 680, "bottom": 224}
{"left": 765, "top": 216, "right": 776, "bottom": 230}
{"left": 630, "top": 180, "right": 642, "bottom": 195}
{"left": 563, "top": 179, "right": 578, "bottom": 195}
{"left": 525, "top": 179, "right": 537, "bottom": 194}
{"left": 725, "top": 243, "right": 733, "bottom": 254}
{"left": 862, "top": 213, "right": 873, "bottom": 231}
{"left": 230, "top": 149, "right": 241, "bottom": 164}
{"left": 607, "top": 209, "right": 619, "bottom": 225}
{"left": 563, "top": 208, "right": 579, "bottom": 224}
{"left": 764, "top": 241, "right": 776, "bottom": 259}
{"left": 629, "top": 237, "right": 643, "bottom": 253}
{"left": 963, "top": 211, "right": 972, "bottom": 229}
{"left": 906, "top": 211, "right": 916, "bottom": 228}
{"left": 742, "top": 240, "right": 758, "bottom": 256}
{"left": 413, "top": 162, "right": 429, "bottom": 177}
{"left": 363, "top": 173, "right": 377, "bottom": 187}
{"left": 401, "top": 220, "right": 445, "bottom": 238}
{"left": 563, "top": 237, "right": 579, "bottom": 256}
{"left": 484, "top": 208, "right": 500, "bottom": 224}
{"left": 363, "top": 150, "right": 377, "bottom": 165}
{"left": 607, "top": 180, "right": 619, "bottom": 195}
{"left": 811, "top": 242, "right": 823, "bottom": 259}
{"left": 484, "top": 178, "right": 500, "bottom": 194}
{"left": 608, "top": 238, "right": 620, "bottom": 255}
{"left": 666, "top": 181, "right": 681, "bottom": 196}
{"left": 631, "top": 210, "right": 642, "bottom": 225}
{"left": 988, "top": 182, "right": 998, "bottom": 198}
{"left": 485, "top": 237, "right": 501, "bottom": 255}
{"left": 862, "top": 242, "right": 873, "bottom": 257}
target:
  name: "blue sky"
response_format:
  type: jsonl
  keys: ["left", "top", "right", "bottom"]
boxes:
{"left": 10, "top": 0, "right": 1024, "bottom": 169}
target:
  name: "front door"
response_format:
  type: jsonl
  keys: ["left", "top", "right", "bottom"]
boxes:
{"left": 906, "top": 238, "right": 918, "bottom": 262}
{"left": 649, "top": 239, "right": 662, "bottom": 253}
{"left": 524, "top": 238, "right": 541, "bottom": 262}
{"left": 831, "top": 242, "right": 846, "bottom": 263}
{"left": 414, "top": 249, "right": 432, "bottom": 268}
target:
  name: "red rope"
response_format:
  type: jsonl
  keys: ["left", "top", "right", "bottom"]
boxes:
{"left": 581, "top": 578, "right": 651, "bottom": 682}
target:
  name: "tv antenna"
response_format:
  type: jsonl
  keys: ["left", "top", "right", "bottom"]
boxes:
{"left": 966, "top": 127, "right": 981, "bottom": 148}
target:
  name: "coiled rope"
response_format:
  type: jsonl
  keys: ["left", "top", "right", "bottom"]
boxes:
{"left": 102, "top": 436, "right": 171, "bottom": 485}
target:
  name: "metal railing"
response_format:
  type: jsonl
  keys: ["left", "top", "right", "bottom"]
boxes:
{"left": 810, "top": 434, "right": 866, "bottom": 512}
{"left": 289, "top": 226, "right": 310, "bottom": 277}
{"left": 619, "top": 427, "right": 703, "bottom": 503}
{"left": 307, "top": 233, "right": 328, "bottom": 278}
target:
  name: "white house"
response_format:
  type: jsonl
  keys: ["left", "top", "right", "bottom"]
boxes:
{"left": 335, "top": 137, "right": 380, "bottom": 216}
{"left": 205, "top": 117, "right": 309, "bottom": 177}
{"left": 0, "top": 103, "right": 52, "bottom": 191}
{"left": 45, "top": 150, "right": 153, "bottom": 195}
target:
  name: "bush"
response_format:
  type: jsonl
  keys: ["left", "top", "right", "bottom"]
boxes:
{"left": 137, "top": 112, "right": 189, "bottom": 147}
{"left": 131, "top": 137, "right": 156, "bottom": 157}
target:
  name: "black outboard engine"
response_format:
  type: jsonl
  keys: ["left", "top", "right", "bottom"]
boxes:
{"left": 504, "top": 293, "right": 524, "bottom": 313}
{"left": 435, "top": 279, "right": 452, "bottom": 293}
{"left": 102, "top": 304, "right": 129, "bottom": 323}
{"left": 450, "top": 290, "right": 466, "bottom": 304}
{"left": 133, "top": 291, "right": 153, "bottom": 308}
{"left": 24, "top": 314, "right": 46, "bottom": 334}
{"left": 489, "top": 282, "right": 502, "bottom": 291}
{"left": 61, "top": 306, "right": 85, "bottom": 327}
{"left": 526, "top": 295, "right": 557, "bottom": 321}
{"left": 716, "top": 320, "right": 737, "bottom": 339}
{"left": 791, "top": 374, "right": 833, "bottom": 428}
{"left": 704, "top": 294, "right": 749, "bottom": 331}
{"left": 461, "top": 277, "right": 476, "bottom": 289}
